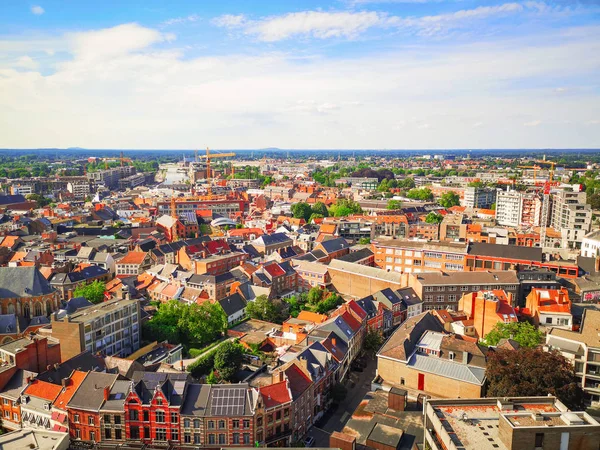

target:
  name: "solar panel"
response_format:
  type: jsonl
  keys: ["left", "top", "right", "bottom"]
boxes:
{"left": 210, "top": 387, "right": 246, "bottom": 416}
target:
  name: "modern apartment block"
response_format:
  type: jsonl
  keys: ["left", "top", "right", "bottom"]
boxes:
{"left": 87, "top": 166, "right": 136, "bottom": 189}
{"left": 371, "top": 239, "right": 469, "bottom": 274}
{"left": 546, "top": 309, "right": 600, "bottom": 407}
{"left": 463, "top": 186, "right": 496, "bottom": 209}
{"left": 495, "top": 189, "right": 541, "bottom": 227}
{"left": 550, "top": 188, "right": 592, "bottom": 248}
{"left": 424, "top": 396, "right": 600, "bottom": 450}
{"left": 50, "top": 298, "right": 141, "bottom": 361}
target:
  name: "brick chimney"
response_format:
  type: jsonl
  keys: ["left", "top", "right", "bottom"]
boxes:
{"left": 103, "top": 386, "right": 110, "bottom": 401}
{"left": 331, "top": 337, "right": 337, "bottom": 347}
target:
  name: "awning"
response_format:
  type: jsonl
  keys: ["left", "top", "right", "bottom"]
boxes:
{"left": 52, "top": 424, "right": 61, "bottom": 431}
{"left": 51, "top": 411, "right": 59, "bottom": 421}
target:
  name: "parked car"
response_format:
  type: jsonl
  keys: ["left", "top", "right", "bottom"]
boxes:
{"left": 304, "top": 436, "right": 315, "bottom": 447}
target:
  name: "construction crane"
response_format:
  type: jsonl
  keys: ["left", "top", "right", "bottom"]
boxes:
{"left": 101, "top": 151, "right": 132, "bottom": 169}
{"left": 198, "top": 148, "right": 236, "bottom": 195}
{"left": 517, "top": 165, "right": 542, "bottom": 181}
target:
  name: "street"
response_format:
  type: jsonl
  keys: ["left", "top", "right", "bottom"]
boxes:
{"left": 310, "top": 356, "right": 377, "bottom": 447}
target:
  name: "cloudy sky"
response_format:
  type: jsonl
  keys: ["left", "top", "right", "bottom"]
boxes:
{"left": 0, "top": 0, "right": 599, "bottom": 149}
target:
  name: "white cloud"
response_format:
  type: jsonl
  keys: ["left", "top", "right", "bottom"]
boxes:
{"left": 161, "top": 14, "right": 199, "bottom": 27}
{"left": 31, "top": 5, "right": 44, "bottom": 15}
{"left": 211, "top": 14, "right": 247, "bottom": 29}
{"left": 0, "top": 23, "right": 598, "bottom": 149}
{"left": 67, "top": 23, "right": 174, "bottom": 61}
{"left": 472, "top": 122, "right": 483, "bottom": 128}
{"left": 13, "top": 55, "right": 39, "bottom": 70}
{"left": 212, "top": 2, "right": 567, "bottom": 41}
{"left": 586, "top": 119, "right": 600, "bottom": 125}
{"left": 524, "top": 120, "right": 542, "bottom": 127}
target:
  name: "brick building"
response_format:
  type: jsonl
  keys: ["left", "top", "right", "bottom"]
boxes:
{"left": 458, "top": 290, "right": 518, "bottom": 340}
{"left": 0, "top": 267, "right": 60, "bottom": 319}
{"left": 67, "top": 372, "right": 119, "bottom": 443}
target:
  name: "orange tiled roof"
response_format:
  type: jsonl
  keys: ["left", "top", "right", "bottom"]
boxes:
{"left": 24, "top": 379, "right": 63, "bottom": 401}
{"left": 53, "top": 371, "right": 87, "bottom": 410}
{"left": 118, "top": 252, "right": 147, "bottom": 265}
{"left": 0, "top": 236, "right": 20, "bottom": 247}
{"left": 9, "top": 251, "right": 27, "bottom": 262}
{"left": 297, "top": 311, "right": 327, "bottom": 324}
{"left": 319, "top": 224, "right": 337, "bottom": 234}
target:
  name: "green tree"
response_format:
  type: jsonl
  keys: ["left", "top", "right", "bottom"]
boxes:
{"left": 406, "top": 188, "right": 434, "bottom": 201}
{"left": 363, "top": 329, "right": 384, "bottom": 357}
{"left": 307, "top": 287, "right": 323, "bottom": 305}
{"left": 386, "top": 199, "right": 402, "bottom": 210}
{"left": 438, "top": 191, "right": 460, "bottom": 208}
{"left": 358, "top": 237, "right": 371, "bottom": 245}
{"left": 425, "top": 212, "right": 443, "bottom": 224}
{"left": 308, "top": 213, "right": 324, "bottom": 223}
{"left": 245, "top": 295, "right": 285, "bottom": 323}
{"left": 468, "top": 180, "right": 485, "bottom": 188}
{"left": 206, "top": 371, "right": 218, "bottom": 384}
{"left": 487, "top": 348, "right": 584, "bottom": 410}
{"left": 329, "top": 198, "right": 362, "bottom": 217}
{"left": 291, "top": 202, "right": 312, "bottom": 221}
{"left": 483, "top": 321, "right": 543, "bottom": 348}
{"left": 26, "top": 193, "right": 52, "bottom": 207}
{"left": 311, "top": 201, "right": 329, "bottom": 217}
{"left": 213, "top": 341, "right": 245, "bottom": 382}
{"left": 73, "top": 280, "right": 106, "bottom": 304}
{"left": 315, "top": 293, "right": 344, "bottom": 314}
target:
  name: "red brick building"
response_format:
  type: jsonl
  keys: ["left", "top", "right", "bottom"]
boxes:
{"left": 124, "top": 372, "right": 188, "bottom": 445}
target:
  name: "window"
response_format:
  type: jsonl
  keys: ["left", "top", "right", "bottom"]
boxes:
{"left": 170, "top": 412, "right": 178, "bottom": 423}
{"left": 90, "top": 431, "right": 96, "bottom": 442}
{"left": 449, "top": 351, "right": 455, "bottom": 360}
{"left": 2, "top": 399, "right": 7, "bottom": 405}
{"left": 233, "top": 433, "right": 240, "bottom": 444}
{"left": 156, "top": 411, "right": 165, "bottom": 423}
{"left": 284, "top": 408, "right": 290, "bottom": 418}
{"left": 448, "top": 295, "right": 456, "bottom": 302}
{"left": 194, "top": 433, "right": 201, "bottom": 444}
{"left": 448, "top": 286, "right": 456, "bottom": 291}
{"left": 437, "top": 295, "right": 444, "bottom": 302}
{"left": 171, "top": 428, "right": 179, "bottom": 441}
{"left": 209, "top": 434, "right": 216, "bottom": 445}
{"left": 535, "top": 433, "right": 544, "bottom": 447}
{"left": 184, "top": 418, "right": 190, "bottom": 428}
{"left": 105, "top": 429, "right": 112, "bottom": 439}
{"left": 546, "top": 317, "right": 552, "bottom": 324}
{"left": 194, "top": 419, "right": 201, "bottom": 429}
{"left": 243, "top": 433, "right": 251, "bottom": 444}
{"left": 130, "top": 426, "right": 139, "bottom": 439}
{"left": 104, "top": 414, "right": 111, "bottom": 424}
{"left": 156, "top": 428, "right": 167, "bottom": 441}
{"left": 13, "top": 413, "right": 18, "bottom": 421}
{"left": 74, "top": 414, "right": 80, "bottom": 423}
{"left": 142, "top": 410, "right": 149, "bottom": 422}
{"left": 219, "top": 419, "right": 226, "bottom": 429}
{"left": 460, "top": 286, "right": 469, "bottom": 291}
{"left": 424, "top": 295, "right": 433, "bottom": 302}
{"left": 208, "top": 420, "right": 215, "bottom": 429}
{"left": 243, "top": 420, "right": 250, "bottom": 429}
{"left": 75, "top": 429, "right": 81, "bottom": 439}
{"left": 115, "top": 429, "right": 122, "bottom": 440}
{"left": 88, "top": 416, "right": 95, "bottom": 426}
{"left": 276, "top": 410, "right": 282, "bottom": 421}
{"left": 156, "top": 398, "right": 162, "bottom": 406}
{"left": 268, "top": 414, "right": 274, "bottom": 424}
{"left": 184, "top": 433, "right": 191, "bottom": 444}
{"left": 424, "top": 286, "right": 434, "bottom": 292}
{"left": 232, "top": 419, "right": 240, "bottom": 429}
{"left": 219, "top": 434, "right": 226, "bottom": 445}
{"left": 144, "top": 427, "right": 150, "bottom": 438}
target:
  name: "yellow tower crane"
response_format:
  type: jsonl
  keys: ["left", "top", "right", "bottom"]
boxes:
{"left": 199, "top": 148, "right": 236, "bottom": 194}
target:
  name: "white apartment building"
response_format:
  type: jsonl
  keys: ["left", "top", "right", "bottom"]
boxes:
{"left": 463, "top": 186, "right": 496, "bottom": 209}
{"left": 495, "top": 189, "right": 541, "bottom": 228}
{"left": 582, "top": 230, "right": 600, "bottom": 258}
{"left": 550, "top": 188, "right": 592, "bottom": 249}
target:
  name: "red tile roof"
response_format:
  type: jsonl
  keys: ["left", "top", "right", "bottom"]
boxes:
{"left": 118, "top": 251, "right": 147, "bottom": 265}
{"left": 263, "top": 263, "right": 285, "bottom": 278}
{"left": 284, "top": 363, "right": 312, "bottom": 400}
{"left": 259, "top": 381, "right": 292, "bottom": 409}
{"left": 340, "top": 311, "right": 361, "bottom": 333}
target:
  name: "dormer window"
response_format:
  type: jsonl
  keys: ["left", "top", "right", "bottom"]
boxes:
{"left": 449, "top": 351, "right": 455, "bottom": 361}
{"left": 156, "top": 398, "right": 162, "bottom": 405}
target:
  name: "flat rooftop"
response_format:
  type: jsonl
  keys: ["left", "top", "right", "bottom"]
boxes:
{"left": 428, "top": 398, "right": 599, "bottom": 450}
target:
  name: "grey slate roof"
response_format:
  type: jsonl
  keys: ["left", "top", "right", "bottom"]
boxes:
{"left": 131, "top": 371, "right": 189, "bottom": 406}
{"left": 468, "top": 242, "right": 542, "bottom": 262}
{"left": 218, "top": 293, "right": 247, "bottom": 317}
{"left": 318, "top": 237, "right": 350, "bottom": 254}
{"left": 337, "top": 248, "right": 373, "bottom": 263}
{"left": 67, "top": 372, "right": 118, "bottom": 410}
{"left": 0, "top": 267, "right": 55, "bottom": 299}
{"left": 101, "top": 380, "right": 132, "bottom": 411}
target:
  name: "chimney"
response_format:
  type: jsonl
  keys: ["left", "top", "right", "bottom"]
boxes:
{"left": 67, "top": 289, "right": 73, "bottom": 300}
{"left": 595, "top": 256, "right": 600, "bottom": 273}
{"left": 462, "top": 351, "right": 469, "bottom": 364}
{"left": 279, "top": 371, "right": 284, "bottom": 383}
{"left": 331, "top": 338, "right": 337, "bottom": 347}
{"left": 26, "top": 376, "right": 31, "bottom": 384}
{"left": 103, "top": 386, "right": 110, "bottom": 401}
{"left": 61, "top": 378, "right": 69, "bottom": 387}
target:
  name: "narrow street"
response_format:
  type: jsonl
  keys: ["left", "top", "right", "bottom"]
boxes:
{"left": 311, "top": 356, "right": 378, "bottom": 447}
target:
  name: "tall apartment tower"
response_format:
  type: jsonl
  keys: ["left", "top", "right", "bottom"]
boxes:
{"left": 495, "top": 189, "right": 541, "bottom": 228}
{"left": 550, "top": 188, "right": 592, "bottom": 249}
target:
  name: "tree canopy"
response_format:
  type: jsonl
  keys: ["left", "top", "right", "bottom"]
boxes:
{"left": 438, "top": 191, "right": 460, "bottom": 208}
{"left": 328, "top": 198, "right": 363, "bottom": 217}
{"left": 406, "top": 188, "right": 433, "bottom": 201}
{"left": 311, "top": 202, "right": 329, "bottom": 217}
{"left": 425, "top": 212, "right": 443, "bottom": 224}
{"left": 143, "top": 300, "right": 227, "bottom": 347}
{"left": 387, "top": 199, "right": 402, "bottom": 210}
{"left": 73, "top": 280, "right": 106, "bottom": 304}
{"left": 483, "top": 321, "right": 543, "bottom": 348}
{"left": 213, "top": 340, "right": 245, "bottom": 382}
{"left": 245, "top": 294, "right": 286, "bottom": 323}
{"left": 291, "top": 202, "right": 312, "bottom": 221}
{"left": 487, "top": 348, "right": 584, "bottom": 410}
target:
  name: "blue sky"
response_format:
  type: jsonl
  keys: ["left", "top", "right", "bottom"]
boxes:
{"left": 0, "top": 0, "right": 599, "bottom": 149}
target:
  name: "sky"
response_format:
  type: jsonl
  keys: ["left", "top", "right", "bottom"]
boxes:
{"left": 0, "top": 0, "right": 599, "bottom": 150}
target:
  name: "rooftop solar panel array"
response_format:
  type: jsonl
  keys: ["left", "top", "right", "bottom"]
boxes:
{"left": 210, "top": 387, "right": 246, "bottom": 416}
